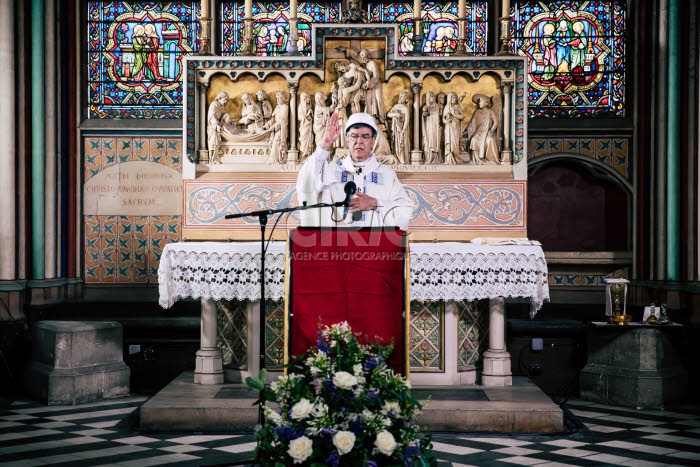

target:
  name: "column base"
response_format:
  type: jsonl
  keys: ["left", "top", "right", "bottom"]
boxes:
{"left": 194, "top": 348, "right": 224, "bottom": 385}
{"left": 481, "top": 349, "right": 512, "bottom": 387}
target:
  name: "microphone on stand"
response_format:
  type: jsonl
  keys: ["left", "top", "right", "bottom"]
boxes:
{"left": 340, "top": 181, "right": 357, "bottom": 221}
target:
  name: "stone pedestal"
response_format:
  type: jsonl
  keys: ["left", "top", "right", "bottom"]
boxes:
{"left": 24, "top": 321, "right": 130, "bottom": 405}
{"left": 580, "top": 323, "right": 688, "bottom": 408}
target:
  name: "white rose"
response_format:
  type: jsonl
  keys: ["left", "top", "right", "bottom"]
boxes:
{"left": 332, "top": 430, "right": 356, "bottom": 455}
{"left": 290, "top": 398, "right": 314, "bottom": 420}
{"left": 374, "top": 430, "right": 397, "bottom": 456}
{"left": 333, "top": 371, "right": 358, "bottom": 389}
{"left": 288, "top": 436, "right": 313, "bottom": 464}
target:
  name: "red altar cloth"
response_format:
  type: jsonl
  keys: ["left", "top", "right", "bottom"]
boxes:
{"left": 288, "top": 228, "right": 407, "bottom": 373}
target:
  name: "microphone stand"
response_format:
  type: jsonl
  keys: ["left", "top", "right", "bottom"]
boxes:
{"left": 224, "top": 200, "right": 345, "bottom": 424}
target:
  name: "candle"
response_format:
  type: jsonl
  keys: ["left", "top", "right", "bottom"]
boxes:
{"left": 413, "top": 0, "right": 421, "bottom": 18}
{"left": 458, "top": 0, "right": 465, "bottom": 19}
{"left": 200, "top": 0, "right": 209, "bottom": 18}
{"left": 502, "top": 0, "right": 510, "bottom": 16}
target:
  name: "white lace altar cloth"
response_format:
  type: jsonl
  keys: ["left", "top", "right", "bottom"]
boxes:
{"left": 158, "top": 241, "right": 549, "bottom": 316}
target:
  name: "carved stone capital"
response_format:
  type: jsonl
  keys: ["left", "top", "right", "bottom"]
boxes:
{"left": 410, "top": 82, "right": 422, "bottom": 95}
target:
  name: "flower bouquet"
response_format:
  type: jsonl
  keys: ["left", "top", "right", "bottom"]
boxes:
{"left": 246, "top": 322, "right": 437, "bottom": 466}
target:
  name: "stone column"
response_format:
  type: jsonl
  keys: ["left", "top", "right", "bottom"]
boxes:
{"left": 198, "top": 0, "right": 211, "bottom": 55}
{"left": 500, "top": 82, "right": 513, "bottom": 163}
{"left": 410, "top": 82, "right": 422, "bottom": 165}
{"left": 0, "top": 0, "right": 15, "bottom": 280}
{"left": 198, "top": 82, "right": 209, "bottom": 163}
{"left": 481, "top": 296, "right": 512, "bottom": 386}
{"left": 240, "top": 0, "right": 254, "bottom": 55}
{"left": 31, "top": 0, "right": 46, "bottom": 279}
{"left": 194, "top": 298, "right": 224, "bottom": 384}
{"left": 287, "top": 83, "right": 299, "bottom": 164}
{"left": 456, "top": 0, "right": 466, "bottom": 55}
{"left": 44, "top": 0, "right": 56, "bottom": 279}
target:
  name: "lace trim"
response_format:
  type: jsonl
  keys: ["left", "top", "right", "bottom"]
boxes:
{"left": 158, "top": 241, "right": 549, "bottom": 317}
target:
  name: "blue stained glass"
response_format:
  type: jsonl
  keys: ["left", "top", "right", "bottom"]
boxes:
{"left": 368, "top": 2, "right": 488, "bottom": 56}
{"left": 220, "top": 2, "right": 341, "bottom": 56}
{"left": 87, "top": 1, "right": 200, "bottom": 119}
{"left": 511, "top": 0, "right": 626, "bottom": 118}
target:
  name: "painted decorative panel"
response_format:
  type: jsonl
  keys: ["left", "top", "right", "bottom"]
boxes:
{"left": 183, "top": 177, "right": 526, "bottom": 239}
{"left": 549, "top": 267, "right": 628, "bottom": 287}
{"left": 408, "top": 300, "right": 443, "bottom": 370}
{"left": 457, "top": 299, "right": 487, "bottom": 369}
{"left": 218, "top": 299, "right": 248, "bottom": 369}
{"left": 84, "top": 136, "right": 182, "bottom": 283}
{"left": 368, "top": 1, "right": 488, "bottom": 56}
{"left": 511, "top": 0, "right": 626, "bottom": 118}
{"left": 84, "top": 215, "right": 180, "bottom": 283}
{"left": 529, "top": 137, "right": 630, "bottom": 179}
{"left": 266, "top": 299, "right": 286, "bottom": 368}
{"left": 220, "top": 2, "right": 342, "bottom": 56}
{"left": 87, "top": 1, "right": 200, "bottom": 118}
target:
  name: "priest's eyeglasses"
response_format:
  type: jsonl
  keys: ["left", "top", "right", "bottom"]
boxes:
{"left": 347, "top": 133, "right": 374, "bottom": 141}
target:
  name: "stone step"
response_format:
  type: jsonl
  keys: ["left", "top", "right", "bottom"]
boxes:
{"left": 139, "top": 372, "right": 563, "bottom": 433}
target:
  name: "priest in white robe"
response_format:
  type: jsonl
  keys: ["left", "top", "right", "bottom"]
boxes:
{"left": 297, "top": 112, "right": 414, "bottom": 230}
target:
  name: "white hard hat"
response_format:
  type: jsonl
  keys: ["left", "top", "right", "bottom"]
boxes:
{"left": 344, "top": 112, "right": 378, "bottom": 133}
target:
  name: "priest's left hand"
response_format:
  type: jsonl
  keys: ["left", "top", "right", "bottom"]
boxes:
{"left": 349, "top": 192, "right": 377, "bottom": 212}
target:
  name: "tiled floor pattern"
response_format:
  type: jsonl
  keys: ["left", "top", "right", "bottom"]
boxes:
{"left": 1, "top": 396, "right": 699, "bottom": 466}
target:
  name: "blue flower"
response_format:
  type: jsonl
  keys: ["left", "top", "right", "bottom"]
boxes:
{"left": 325, "top": 450, "right": 340, "bottom": 466}
{"left": 402, "top": 441, "right": 421, "bottom": 461}
{"left": 316, "top": 334, "right": 330, "bottom": 353}
{"left": 350, "top": 418, "right": 364, "bottom": 436}
{"left": 274, "top": 426, "right": 300, "bottom": 441}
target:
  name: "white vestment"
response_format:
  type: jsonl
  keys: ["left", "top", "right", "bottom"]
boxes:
{"left": 296, "top": 147, "right": 414, "bottom": 230}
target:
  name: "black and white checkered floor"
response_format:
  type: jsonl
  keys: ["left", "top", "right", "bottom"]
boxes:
{"left": 1, "top": 395, "right": 699, "bottom": 466}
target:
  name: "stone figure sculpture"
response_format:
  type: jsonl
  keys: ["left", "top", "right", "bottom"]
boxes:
{"left": 334, "top": 60, "right": 367, "bottom": 115}
{"left": 297, "top": 92, "right": 314, "bottom": 161}
{"left": 239, "top": 92, "right": 264, "bottom": 130}
{"left": 358, "top": 49, "right": 386, "bottom": 124}
{"left": 206, "top": 91, "right": 231, "bottom": 164}
{"left": 443, "top": 92, "right": 466, "bottom": 164}
{"left": 421, "top": 91, "right": 442, "bottom": 164}
{"left": 264, "top": 91, "right": 289, "bottom": 164}
{"left": 313, "top": 92, "right": 331, "bottom": 151}
{"left": 387, "top": 90, "right": 411, "bottom": 164}
{"left": 463, "top": 93, "right": 502, "bottom": 165}
{"left": 335, "top": 46, "right": 387, "bottom": 124}
{"left": 257, "top": 89, "right": 273, "bottom": 126}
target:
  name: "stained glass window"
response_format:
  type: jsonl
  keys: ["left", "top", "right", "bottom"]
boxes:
{"left": 511, "top": 1, "right": 626, "bottom": 118}
{"left": 368, "top": 2, "right": 487, "bottom": 56}
{"left": 87, "top": 2, "right": 200, "bottom": 119}
{"left": 221, "top": 2, "right": 342, "bottom": 56}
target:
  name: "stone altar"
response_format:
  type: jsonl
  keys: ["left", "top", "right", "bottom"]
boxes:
{"left": 579, "top": 322, "right": 688, "bottom": 409}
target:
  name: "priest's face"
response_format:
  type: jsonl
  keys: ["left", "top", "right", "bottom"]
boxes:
{"left": 346, "top": 125, "right": 375, "bottom": 162}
